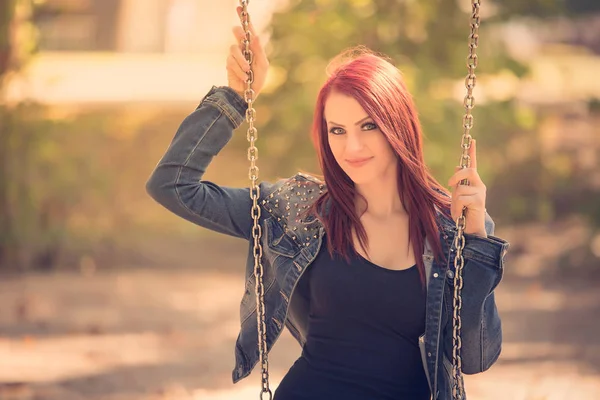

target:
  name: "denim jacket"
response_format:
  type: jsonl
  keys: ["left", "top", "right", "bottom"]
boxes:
{"left": 146, "top": 86, "right": 510, "bottom": 400}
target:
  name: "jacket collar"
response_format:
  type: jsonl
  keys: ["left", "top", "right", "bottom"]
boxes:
{"left": 262, "top": 172, "right": 456, "bottom": 250}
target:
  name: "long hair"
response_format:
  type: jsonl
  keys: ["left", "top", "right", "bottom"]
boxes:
{"left": 307, "top": 47, "right": 453, "bottom": 287}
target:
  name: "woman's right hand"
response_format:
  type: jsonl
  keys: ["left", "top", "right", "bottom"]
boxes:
{"left": 227, "top": 6, "right": 269, "bottom": 100}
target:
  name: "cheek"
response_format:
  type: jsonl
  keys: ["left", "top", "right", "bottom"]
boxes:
{"left": 375, "top": 136, "right": 395, "bottom": 159}
{"left": 367, "top": 134, "right": 397, "bottom": 170}
{"left": 327, "top": 137, "right": 345, "bottom": 162}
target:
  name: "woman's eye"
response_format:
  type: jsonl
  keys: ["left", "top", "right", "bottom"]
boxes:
{"left": 328, "top": 122, "right": 376, "bottom": 135}
{"left": 363, "top": 122, "right": 377, "bottom": 130}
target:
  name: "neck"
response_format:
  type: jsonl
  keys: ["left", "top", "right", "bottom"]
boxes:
{"left": 354, "top": 166, "right": 405, "bottom": 219}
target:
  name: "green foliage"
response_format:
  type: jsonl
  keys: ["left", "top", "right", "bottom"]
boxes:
{"left": 253, "top": 0, "right": 599, "bottom": 229}
{"left": 491, "top": 0, "right": 565, "bottom": 18}
{"left": 0, "top": 0, "right": 598, "bottom": 271}
{"left": 0, "top": 104, "right": 115, "bottom": 269}
{"left": 0, "top": 102, "right": 205, "bottom": 270}
{"left": 256, "top": 0, "right": 529, "bottom": 186}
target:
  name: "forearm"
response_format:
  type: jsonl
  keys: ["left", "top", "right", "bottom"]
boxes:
{"left": 147, "top": 85, "right": 246, "bottom": 187}
{"left": 445, "top": 285, "right": 502, "bottom": 375}
{"left": 145, "top": 86, "right": 257, "bottom": 239}
{"left": 444, "top": 229, "right": 509, "bottom": 374}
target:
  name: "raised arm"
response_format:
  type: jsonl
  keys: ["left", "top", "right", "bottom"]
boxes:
{"left": 146, "top": 86, "right": 273, "bottom": 240}
{"left": 146, "top": 13, "right": 271, "bottom": 240}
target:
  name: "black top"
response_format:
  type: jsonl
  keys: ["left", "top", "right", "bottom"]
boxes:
{"left": 274, "top": 244, "right": 431, "bottom": 400}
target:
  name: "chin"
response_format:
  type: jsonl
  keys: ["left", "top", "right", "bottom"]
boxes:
{"left": 342, "top": 160, "right": 396, "bottom": 185}
{"left": 342, "top": 168, "right": 378, "bottom": 185}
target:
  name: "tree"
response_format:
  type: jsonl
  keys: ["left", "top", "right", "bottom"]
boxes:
{"left": 249, "top": 0, "right": 599, "bottom": 226}
{"left": 0, "top": 0, "right": 65, "bottom": 270}
{"left": 0, "top": 0, "right": 22, "bottom": 269}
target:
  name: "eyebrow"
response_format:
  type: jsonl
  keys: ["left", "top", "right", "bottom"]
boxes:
{"left": 327, "top": 115, "right": 371, "bottom": 127}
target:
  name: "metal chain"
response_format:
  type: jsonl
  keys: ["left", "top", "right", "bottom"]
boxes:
{"left": 238, "top": 1, "right": 272, "bottom": 399}
{"left": 239, "top": 1, "right": 479, "bottom": 398}
{"left": 451, "top": 1, "right": 481, "bottom": 399}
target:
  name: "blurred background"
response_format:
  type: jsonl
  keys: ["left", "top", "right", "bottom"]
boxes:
{"left": 0, "top": 0, "right": 599, "bottom": 399}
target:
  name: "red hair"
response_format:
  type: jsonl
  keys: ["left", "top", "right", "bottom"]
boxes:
{"left": 306, "top": 47, "right": 453, "bottom": 287}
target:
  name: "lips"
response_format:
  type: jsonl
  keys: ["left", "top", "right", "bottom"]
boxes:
{"left": 346, "top": 157, "right": 373, "bottom": 167}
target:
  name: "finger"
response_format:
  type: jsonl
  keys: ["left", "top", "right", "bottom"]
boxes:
{"left": 236, "top": 6, "right": 258, "bottom": 38}
{"left": 457, "top": 193, "right": 485, "bottom": 208}
{"left": 227, "top": 53, "right": 248, "bottom": 82}
{"left": 451, "top": 197, "right": 468, "bottom": 221}
{"left": 232, "top": 27, "right": 266, "bottom": 69}
{"left": 235, "top": 9, "right": 267, "bottom": 65}
{"left": 232, "top": 25, "right": 259, "bottom": 48}
{"left": 470, "top": 138, "right": 477, "bottom": 169}
{"left": 448, "top": 167, "right": 483, "bottom": 187}
{"left": 232, "top": 26, "right": 246, "bottom": 44}
{"left": 451, "top": 193, "right": 482, "bottom": 220}
{"left": 451, "top": 184, "right": 479, "bottom": 196}
{"left": 230, "top": 44, "right": 250, "bottom": 73}
{"left": 448, "top": 168, "right": 471, "bottom": 187}
{"left": 452, "top": 166, "right": 465, "bottom": 186}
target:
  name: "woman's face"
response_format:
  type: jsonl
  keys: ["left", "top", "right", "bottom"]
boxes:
{"left": 324, "top": 91, "right": 397, "bottom": 185}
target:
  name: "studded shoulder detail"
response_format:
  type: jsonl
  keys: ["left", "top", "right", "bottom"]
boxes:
{"left": 261, "top": 172, "right": 326, "bottom": 248}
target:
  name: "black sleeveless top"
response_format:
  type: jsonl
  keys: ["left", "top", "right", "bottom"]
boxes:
{"left": 273, "top": 244, "right": 431, "bottom": 400}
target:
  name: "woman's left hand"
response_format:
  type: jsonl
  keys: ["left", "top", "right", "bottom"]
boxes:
{"left": 447, "top": 139, "right": 488, "bottom": 238}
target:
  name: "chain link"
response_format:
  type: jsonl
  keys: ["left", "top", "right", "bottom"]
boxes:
{"left": 452, "top": 1, "right": 481, "bottom": 399}
{"left": 240, "top": 1, "right": 480, "bottom": 398}
{"left": 238, "top": 1, "right": 272, "bottom": 399}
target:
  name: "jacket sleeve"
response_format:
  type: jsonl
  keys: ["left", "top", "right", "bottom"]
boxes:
{"left": 145, "top": 85, "right": 273, "bottom": 240}
{"left": 443, "top": 212, "right": 510, "bottom": 374}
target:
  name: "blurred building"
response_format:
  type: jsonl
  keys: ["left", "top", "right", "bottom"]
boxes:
{"left": 37, "top": 0, "right": 239, "bottom": 53}
{"left": 6, "top": 0, "right": 284, "bottom": 105}
{"left": 5, "top": 0, "right": 600, "bottom": 114}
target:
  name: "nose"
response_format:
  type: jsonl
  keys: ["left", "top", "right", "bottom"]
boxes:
{"left": 345, "top": 131, "right": 364, "bottom": 154}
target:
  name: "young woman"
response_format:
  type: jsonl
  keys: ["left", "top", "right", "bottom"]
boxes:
{"left": 146, "top": 12, "right": 510, "bottom": 400}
